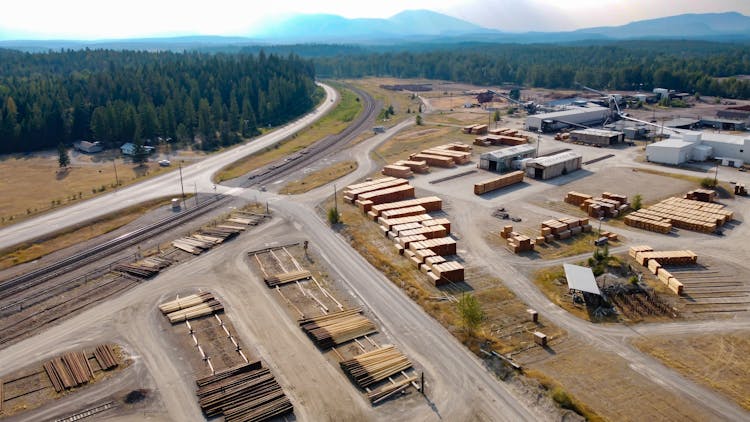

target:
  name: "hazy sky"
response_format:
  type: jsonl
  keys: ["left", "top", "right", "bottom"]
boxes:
{"left": 1, "top": 0, "right": 749, "bottom": 39}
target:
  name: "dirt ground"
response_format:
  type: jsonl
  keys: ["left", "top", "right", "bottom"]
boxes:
{"left": 279, "top": 160, "right": 358, "bottom": 195}
{"left": 345, "top": 77, "right": 428, "bottom": 122}
{"left": 517, "top": 340, "right": 721, "bottom": 422}
{"left": 632, "top": 332, "right": 750, "bottom": 411}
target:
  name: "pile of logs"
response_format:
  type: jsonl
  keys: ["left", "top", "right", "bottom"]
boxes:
{"left": 113, "top": 256, "right": 172, "bottom": 278}
{"left": 367, "top": 376, "right": 418, "bottom": 404}
{"left": 172, "top": 236, "right": 215, "bottom": 254}
{"left": 159, "top": 292, "right": 224, "bottom": 323}
{"left": 93, "top": 344, "right": 118, "bottom": 370}
{"left": 340, "top": 346, "right": 413, "bottom": 388}
{"left": 226, "top": 213, "right": 264, "bottom": 226}
{"left": 44, "top": 351, "right": 94, "bottom": 393}
{"left": 196, "top": 362, "right": 293, "bottom": 422}
{"left": 299, "top": 308, "right": 377, "bottom": 349}
{"left": 263, "top": 270, "right": 312, "bottom": 287}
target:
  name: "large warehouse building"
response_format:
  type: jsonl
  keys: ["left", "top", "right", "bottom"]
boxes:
{"left": 479, "top": 144, "right": 536, "bottom": 173}
{"left": 569, "top": 128, "right": 625, "bottom": 146}
{"left": 526, "top": 105, "right": 611, "bottom": 133}
{"left": 646, "top": 131, "right": 750, "bottom": 167}
{"left": 525, "top": 151, "right": 583, "bottom": 180}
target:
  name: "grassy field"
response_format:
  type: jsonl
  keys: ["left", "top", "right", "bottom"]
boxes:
{"left": 345, "top": 78, "right": 424, "bottom": 123}
{"left": 279, "top": 161, "right": 358, "bottom": 195}
{"left": 372, "top": 125, "right": 463, "bottom": 163}
{"left": 0, "top": 196, "right": 176, "bottom": 270}
{"left": 214, "top": 85, "right": 364, "bottom": 183}
{"left": 0, "top": 155, "right": 171, "bottom": 227}
{"left": 632, "top": 332, "right": 750, "bottom": 410}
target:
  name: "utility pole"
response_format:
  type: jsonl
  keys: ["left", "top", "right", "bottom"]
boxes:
{"left": 714, "top": 162, "right": 719, "bottom": 186}
{"left": 179, "top": 162, "right": 186, "bottom": 209}
{"left": 113, "top": 159, "right": 119, "bottom": 188}
{"left": 194, "top": 182, "right": 198, "bottom": 206}
{"left": 333, "top": 183, "right": 338, "bottom": 216}
{"left": 536, "top": 131, "right": 542, "bottom": 157}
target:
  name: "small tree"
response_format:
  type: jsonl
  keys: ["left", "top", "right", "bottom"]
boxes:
{"left": 327, "top": 207, "right": 340, "bottom": 225}
{"left": 493, "top": 110, "right": 501, "bottom": 123}
{"left": 415, "top": 114, "right": 423, "bottom": 126}
{"left": 632, "top": 194, "right": 642, "bottom": 211}
{"left": 387, "top": 105, "right": 395, "bottom": 116}
{"left": 57, "top": 143, "right": 70, "bottom": 168}
{"left": 456, "top": 293, "right": 484, "bottom": 337}
{"left": 700, "top": 177, "right": 716, "bottom": 189}
{"left": 132, "top": 141, "right": 149, "bottom": 166}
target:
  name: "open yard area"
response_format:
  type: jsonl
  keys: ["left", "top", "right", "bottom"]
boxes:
{"left": 632, "top": 332, "right": 750, "bottom": 411}
{"left": 279, "top": 160, "right": 358, "bottom": 195}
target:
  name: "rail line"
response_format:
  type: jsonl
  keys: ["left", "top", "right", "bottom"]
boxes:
{"left": 0, "top": 194, "right": 229, "bottom": 302}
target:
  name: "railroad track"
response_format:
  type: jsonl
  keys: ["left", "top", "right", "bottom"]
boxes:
{"left": 54, "top": 401, "right": 115, "bottom": 422}
{"left": 242, "top": 85, "right": 379, "bottom": 188}
{"left": 0, "top": 194, "right": 230, "bottom": 302}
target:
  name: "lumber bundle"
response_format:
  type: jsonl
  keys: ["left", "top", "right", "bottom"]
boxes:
{"left": 540, "top": 217, "right": 591, "bottom": 239}
{"left": 409, "top": 237, "right": 457, "bottom": 256}
{"left": 629, "top": 245, "right": 654, "bottom": 258}
{"left": 635, "top": 250, "right": 698, "bottom": 267}
{"left": 196, "top": 363, "right": 292, "bottom": 422}
{"left": 474, "top": 134, "right": 527, "bottom": 146}
{"left": 381, "top": 165, "right": 413, "bottom": 178}
{"left": 624, "top": 215, "right": 672, "bottom": 234}
{"left": 422, "top": 218, "right": 451, "bottom": 234}
{"left": 409, "top": 153, "right": 455, "bottom": 168}
{"left": 393, "top": 160, "right": 429, "bottom": 173}
{"left": 656, "top": 268, "right": 684, "bottom": 295}
{"left": 357, "top": 184, "right": 415, "bottom": 206}
{"left": 685, "top": 189, "right": 716, "bottom": 203}
{"left": 160, "top": 292, "right": 223, "bottom": 323}
{"left": 114, "top": 255, "right": 172, "bottom": 278}
{"left": 263, "top": 270, "right": 312, "bottom": 287}
{"left": 564, "top": 191, "right": 593, "bottom": 206}
{"left": 395, "top": 234, "right": 428, "bottom": 249}
{"left": 379, "top": 214, "right": 433, "bottom": 231}
{"left": 462, "top": 124, "right": 480, "bottom": 134}
{"left": 501, "top": 226, "right": 534, "bottom": 254}
{"left": 421, "top": 148, "right": 471, "bottom": 164}
{"left": 340, "top": 346, "right": 413, "bottom": 388}
{"left": 434, "top": 142, "right": 473, "bottom": 152}
{"left": 627, "top": 196, "right": 732, "bottom": 234}
{"left": 172, "top": 236, "right": 214, "bottom": 254}
{"left": 159, "top": 292, "right": 214, "bottom": 313}
{"left": 44, "top": 351, "right": 94, "bottom": 393}
{"left": 430, "top": 261, "right": 465, "bottom": 284}
{"left": 368, "top": 196, "right": 442, "bottom": 219}
{"left": 380, "top": 205, "right": 426, "bottom": 220}
{"left": 471, "top": 124, "right": 488, "bottom": 134}
{"left": 397, "top": 225, "right": 447, "bottom": 240}
{"left": 299, "top": 309, "right": 377, "bottom": 349}
{"left": 227, "top": 213, "right": 264, "bottom": 226}
{"left": 93, "top": 344, "right": 118, "bottom": 370}
{"left": 367, "top": 376, "right": 418, "bottom": 404}
{"left": 343, "top": 178, "right": 406, "bottom": 202}
{"left": 387, "top": 222, "right": 423, "bottom": 237}
{"left": 474, "top": 171, "right": 524, "bottom": 195}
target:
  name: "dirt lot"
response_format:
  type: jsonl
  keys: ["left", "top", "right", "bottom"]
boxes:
{"left": 632, "top": 332, "right": 750, "bottom": 411}
{"left": 518, "top": 340, "right": 721, "bottom": 422}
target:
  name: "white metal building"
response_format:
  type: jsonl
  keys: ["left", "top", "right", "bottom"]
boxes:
{"left": 525, "top": 151, "right": 582, "bottom": 180}
{"left": 526, "top": 105, "right": 611, "bottom": 132}
{"left": 479, "top": 144, "right": 536, "bottom": 173}
{"left": 645, "top": 139, "right": 694, "bottom": 165}
{"left": 645, "top": 131, "right": 750, "bottom": 166}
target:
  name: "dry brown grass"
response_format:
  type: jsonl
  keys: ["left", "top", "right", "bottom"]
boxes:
{"left": 632, "top": 332, "right": 750, "bottom": 410}
{"left": 214, "top": 86, "right": 363, "bottom": 183}
{"left": 534, "top": 232, "right": 620, "bottom": 260}
{"left": 0, "top": 196, "right": 175, "bottom": 270}
{"left": 279, "top": 161, "right": 358, "bottom": 195}
{"left": 372, "top": 125, "right": 464, "bottom": 163}
{"left": 533, "top": 266, "right": 593, "bottom": 322}
{"left": 523, "top": 368, "right": 604, "bottom": 422}
{"left": 0, "top": 155, "right": 170, "bottom": 227}
{"left": 345, "top": 77, "right": 425, "bottom": 122}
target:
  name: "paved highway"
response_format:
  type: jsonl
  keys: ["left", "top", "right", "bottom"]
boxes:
{"left": 0, "top": 83, "right": 338, "bottom": 251}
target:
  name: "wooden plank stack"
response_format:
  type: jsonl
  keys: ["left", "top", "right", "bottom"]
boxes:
{"left": 685, "top": 189, "right": 716, "bottom": 202}
{"left": 430, "top": 261, "right": 465, "bottom": 284}
{"left": 264, "top": 270, "right": 312, "bottom": 287}
{"left": 159, "top": 292, "right": 223, "bottom": 324}
{"left": 344, "top": 178, "right": 407, "bottom": 203}
{"left": 420, "top": 148, "right": 471, "bottom": 165}
{"left": 474, "top": 134, "right": 528, "bottom": 146}
{"left": 410, "top": 153, "right": 456, "bottom": 168}
{"left": 93, "top": 344, "right": 118, "bottom": 370}
{"left": 356, "top": 184, "right": 415, "bottom": 207}
{"left": 564, "top": 191, "right": 593, "bottom": 206}
{"left": 381, "top": 165, "right": 413, "bottom": 179}
{"left": 500, "top": 226, "right": 535, "bottom": 254}
{"left": 474, "top": 171, "right": 524, "bottom": 195}
{"left": 367, "top": 376, "right": 418, "bottom": 404}
{"left": 626, "top": 196, "right": 732, "bottom": 234}
{"left": 44, "top": 351, "right": 94, "bottom": 393}
{"left": 299, "top": 308, "right": 377, "bottom": 349}
{"left": 393, "top": 160, "right": 429, "bottom": 173}
{"left": 463, "top": 124, "right": 488, "bottom": 134}
{"left": 368, "top": 196, "right": 442, "bottom": 220}
{"left": 114, "top": 256, "right": 172, "bottom": 278}
{"left": 540, "top": 217, "right": 592, "bottom": 241}
{"left": 196, "top": 362, "right": 292, "bottom": 422}
{"left": 380, "top": 205, "right": 427, "bottom": 220}
{"left": 435, "top": 142, "right": 473, "bottom": 152}
{"left": 340, "top": 346, "right": 413, "bottom": 389}
{"left": 378, "top": 214, "right": 433, "bottom": 231}
{"left": 629, "top": 246, "right": 689, "bottom": 295}
{"left": 409, "top": 237, "right": 457, "bottom": 257}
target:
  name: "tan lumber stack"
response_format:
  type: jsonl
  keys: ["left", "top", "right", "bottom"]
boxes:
{"left": 462, "top": 124, "right": 480, "bottom": 134}
{"left": 388, "top": 222, "right": 424, "bottom": 237}
{"left": 629, "top": 245, "right": 654, "bottom": 258}
{"left": 44, "top": 351, "right": 94, "bottom": 393}
{"left": 160, "top": 293, "right": 224, "bottom": 323}
{"left": 381, "top": 165, "right": 413, "bottom": 179}
{"left": 379, "top": 214, "right": 433, "bottom": 231}
{"left": 564, "top": 191, "right": 593, "bottom": 206}
{"left": 299, "top": 308, "right": 377, "bottom": 349}
{"left": 422, "top": 218, "right": 451, "bottom": 234}
{"left": 356, "top": 184, "right": 415, "bottom": 207}
{"left": 409, "top": 237, "right": 457, "bottom": 256}
{"left": 410, "top": 153, "right": 455, "bottom": 168}
{"left": 506, "top": 232, "right": 534, "bottom": 254}
{"left": 434, "top": 142, "right": 472, "bottom": 152}
{"left": 422, "top": 148, "right": 471, "bottom": 165}
{"left": 489, "top": 127, "right": 511, "bottom": 135}
{"left": 344, "top": 178, "right": 406, "bottom": 202}
{"left": 474, "top": 171, "right": 524, "bottom": 195}
{"left": 398, "top": 225, "right": 447, "bottom": 240}
{"left": 635, "top": 251, "right": 698, "bottom": 266}
{"left": 657, "top": 268, "right": 684, "bottom": 295}
{"left": 368, "top": 196, "right": 442, "bottom": 219}
{"left": 159, "top": 292, "right": 214, "bottom": 314}
{"left": 393, "top": 160, "right": 429, "bottom": 173}
{"left": 380, "top": 205, "right": 426, "bottom": 220}
{"left": 473, "top": 136, "right": 492, "bottom": 146}
{"left": 648, "top": 259, "right": 662, "bottom": 275}
{"left": 396, "top": 234, "right": 429, "bottom": 249}
{"left": 340, "top": 346, "right": 413, "bottom": 389}
{"left": 685, "top": 189, "right": 716, "bottom": 202}
{"left": 264, "top": 270, "right": 312, "bottom": 287}
{"left": 500, "top": 225, "right": 514, "bottom": 239}
{"left": 624, "top": 215, "right": 673, "bottom": 234}
{"left": 431, "top": 261, "right": 465, "bottom": 284}
{"left": 627, "top": 196, "right": 732, "bottom": 234}
{"left": 471, "top": 124, "right": 488, "bottom": 134}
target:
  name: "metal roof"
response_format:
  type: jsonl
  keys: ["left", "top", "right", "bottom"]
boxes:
{"left": 480, "top": 144, "right": 536, "bottom": 160}
{"left": 528, "top": 105, "right": 609, "bottom": 120}
{"left": 648, "top": 138, "right": 694, "bottom": 149}
{"left": 528, "top": 151, "right": 581, "bottom": 167}
{"left": 563, "top": 264, "right": 601, "bottom": 296}
{"left": 571, "top": 128, "right": 623, "bottom": 137}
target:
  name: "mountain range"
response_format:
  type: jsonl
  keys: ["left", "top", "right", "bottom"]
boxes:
{"left": 1, "top": 10, "right": 750, "bottom": 50}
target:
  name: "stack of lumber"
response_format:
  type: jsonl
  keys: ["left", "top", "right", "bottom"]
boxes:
{"left": 626, "top": 196, "right": 732, "bottom": 234}
{"left": 381, "top": 164, "right": 413, "bottom": 178}
{"left": 634, "top": 250, "right": 698, "bottom": 266}
{"left": 409, "top": 237, "right": 457, "bottom": 256}
{"left": 200, "top": 225, "right": 243, "bottom": 240}
{"left": 623, "top": 214, "right": 672, "bottom": 234}
{"left": 367, "top": 197, "right": 442, "bottom": 220}
{"left": 344, "top": 178, "right": 407, "bottom": 203}
{"left": 159, "top": 293, "right": 224, "bottom": 323}
{"left": 93, "top": 344, "right": 118, "bottom": 370}
{"left": 473, "top": 137, "right": 491, "bottom": 146}
{"left": 505, "top": 232, "right": 534, "bottom": 254}
{"left": 423, "top": 218, "right": 451, "bottom": 234}
{"left": 340, "top": 346, "right": 413, "bottom": 389}
{"left": 263, "top": 270, "right": 312, "bottom": 287}
{"left": 395, "top": 234, "right": 428, "bottom": 250}
{"left": 356, "top": 184, "right": 415, "bottom": 207}
{"left": 434, "top": 142, "right": 472, "bottom": 152}
{"left": 379, "top": 214, "right": 433, "bottom": 231}
{"left": 393, "top": 160, "right": 429, "bottom": 173}
{"left": 44, "top": 351, "right": 94, "bottom": 393}
{"left": 409, "top": 153, "right": 455, "bottom": 168}
{"left": 539, "top": 217, "right": 592, "bottom": 241}
{"left": 421, "top": 148, "right": 471, "bottom": 165}
{"left": 387, "top": 222, "right": 423, "bottom": 237}
{"left": 430, "top": 261, "right": 465, "bottom": 284}
{"left": 367, "top": 376, "right": 418, "bottom": 404}
{"left": 462, "top": 124, "right": 480, "bottom": 134}
{"left": 629, "top": 245, "right": 654, "bottom": 259}
{"left": 380, "top": 205, "right": 426, "bottom": 220}
{"left": 474, "top": 134, "right": 527, "bottom": 146}
{"left": 299, "top": 309, "right": 377, "bottom": 349}
{"left": 471, "top": 124, "right": 488, "bottom": 134}
{"left": 564, "top": 191, "right": 593, "bottom": 206}
{"left": 603, "top": 192, "right": 628, "bottom": 204}
{"left": 685, "top": 189, "right": 716, "bottom": 203}
{"left": 474, "top": 171, "right": 524, "bottom": 195}
{"left": 227, "top": 214, "right": 263, "bottom": 226}
{"left": 173, "top": 236, "right": 215, "bottom": 254}
{"left": 196, "top": 362, "right": 293, "bottom": 422}
{"left": 113, "top": 256, "right": 172, "bottom": 278}
{"left": 397, "top": 225, "right": 447, "bottom": 240}
{"left": 656, "top": 268, "right": 684, "bottom": 295}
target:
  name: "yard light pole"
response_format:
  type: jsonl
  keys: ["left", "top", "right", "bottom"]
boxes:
{"left": 714, "top": 162, "right": 719, "bottom": 187}
{"left": 536, "top": 130, "right": 542, "bottom": 157}
{"left": 113, "top": 159, "right": 119, "bottom": 188}
{"left": 179, "top": 162, "right": 186, "bottom": 209}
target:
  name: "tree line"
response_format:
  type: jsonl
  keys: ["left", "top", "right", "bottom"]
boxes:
{"left": 0, "top": 49, "right": 318, "bottom": 154}
{"left": 310, "top": 40, "right": 750, "bottom": 99}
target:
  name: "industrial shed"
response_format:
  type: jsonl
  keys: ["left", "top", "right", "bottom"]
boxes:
{"left": 525, "top": 105, "right": 611, "bottom": 132}
{"left": 569, "top": 128, "right": 624, "bottom": 146}
{"left": 645, "top": 138, "right": 694, "bottom": 165}
{"left": 479, "top": 144, "right": 536, "bottom": 173}
{"left": 525, "top": 151, "right": 582, "bottom": 180}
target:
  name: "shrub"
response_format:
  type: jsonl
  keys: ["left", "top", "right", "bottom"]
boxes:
{"left": 327, "top": 207, "right": 340, "bottom": 225}
{"left": 700, "top": 177, "right": 716, "bottom": 188}
{"left": 632, "top": 194, "right": 642, "bottom": 211}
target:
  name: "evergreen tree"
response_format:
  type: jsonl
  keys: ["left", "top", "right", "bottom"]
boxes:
{"left": 57, "top": 143, "right": 70, "bottom": 168}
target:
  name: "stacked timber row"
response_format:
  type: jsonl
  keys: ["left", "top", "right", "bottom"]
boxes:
{"left": 474, "top": 170, "right": 524, "bottom": 195}
{"left": 629, "top": 246, "right": 689, "bottom": 295}
{"left": 44, "top": 351, "right": 95, "bottom": 393}
{"left": 567, "top": 191, "right": 629, "bottom": 218}
{"left": 264, "top": 270, "right": 312, "bottom": 287}
{"left": 410, "top": 153, "right": 455, "bottom": 168}
{"left": 685, "top": 189, "right": 716, "bottom": 202}
{"left": 367, "top": 197, "right": 442, "bottom": 221}
{"left": 626, "top": 196, "right": 733, "bottom": 234}
{"left": 343, "top": 178, "right": 405, "bottom": 203}
{"left": 340, "top": 346, "right": 413, "bottom": 389}
{"left": 417, "top": 148, "right": 471, "bottom": 165}
{"left": 540, "top": 217, "right": 592, "bottom": 242}
{"left": 500, "top": 225, "right": 535, "bottom": 254}
{"left": 196, "top": 362, "right": 293, "bottom": 422}
{"left": 354, "top": 184, "right": 416, "bottom": 211}
{"left": 114, "top": 256, "right": 172, "bottom": 278}
{"left": 564, "top": 191, "right": 593, "bottom": 206}
{"left": 159, "top": 292, "right": 223, "bottom": 323}
{"left": 299, "top": 309, "right": 377, "bottom": 349}
{"left": 172, "top": 212, "right": 259, "bottom": 255}
{"left": 462, "top": 124, "right": 488, "bottom": 134}
{"left": 381, "top": 165, "right": 413, "bottom": 179}
{"left": 93, "top": 344, "right": 118, "bottom": 370}
{"left": 393, "top": 160, "right": 429, "bottom": 174}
